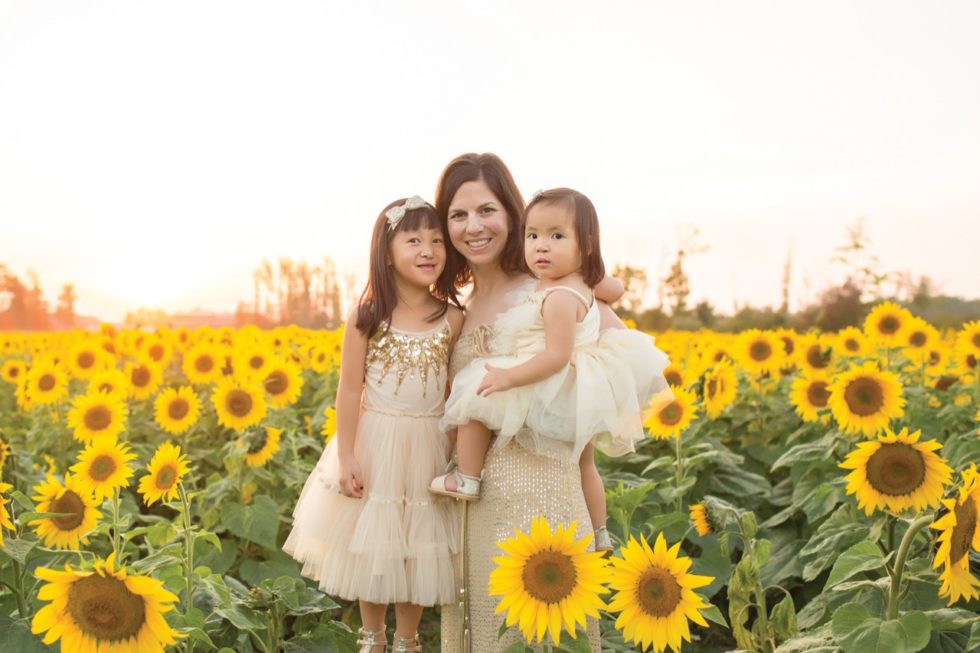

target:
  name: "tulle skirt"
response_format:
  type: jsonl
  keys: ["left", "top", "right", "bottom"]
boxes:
{"left": 282, "top": 409, "right": 459, "bottom": 606}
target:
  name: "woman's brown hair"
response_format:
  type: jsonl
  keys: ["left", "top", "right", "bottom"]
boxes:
{"left": 355, "top": 199, "right": 459, "bottom": 339}
{"left": 434, "top": 153, "right": 527, "bottom": 289}
{"left": 525, "top": 188, "right": 605, "bottom": 287}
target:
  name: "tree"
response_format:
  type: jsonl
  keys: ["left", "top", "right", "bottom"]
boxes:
{"left": 610, "top": 263, "right": 648, "bottom": 314}
{"left": 55, "top": 283, "right": 77, "bottom": 328}
{"left": 660, "top": 225, "right": 707, "bottom": 316}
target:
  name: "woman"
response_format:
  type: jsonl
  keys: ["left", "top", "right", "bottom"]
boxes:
{"left": 435, "top": 153, "right": 607, "bottom": 652}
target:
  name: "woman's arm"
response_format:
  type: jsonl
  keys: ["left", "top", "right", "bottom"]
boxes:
{"left": 593, "top": 274, "right": 624, "bottom": 304}
{"left": 335, "top": 307, "right": 368, "bottom": 497}
{"left": 476, "top": 291, "right": 578, "bottom": 396}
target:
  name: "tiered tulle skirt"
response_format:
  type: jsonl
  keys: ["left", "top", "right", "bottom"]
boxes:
{"left": 282, "top": 409, "right": 459, "bottom": 606}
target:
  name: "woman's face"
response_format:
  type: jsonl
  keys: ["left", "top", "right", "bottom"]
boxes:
{"left": 446, "top": 180, "right": 510, "bottom": 268}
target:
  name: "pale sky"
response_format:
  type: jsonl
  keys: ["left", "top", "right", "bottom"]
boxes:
{"left": 2, "top": 1, "right": 979, "bottom": 323}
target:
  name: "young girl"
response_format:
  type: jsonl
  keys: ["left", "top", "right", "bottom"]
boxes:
{"left": 283, "top": 196, "right": 463, "bottom": 653}
{"left": 430, "top": 187, "right": 671, "bottom": 551}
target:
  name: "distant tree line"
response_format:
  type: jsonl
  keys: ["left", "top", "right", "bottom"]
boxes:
{"left": 0, "top": 264, "right": 77, "bottom": 330}
{"left": 235, "top": 257, "right": 347, "bottom": 329}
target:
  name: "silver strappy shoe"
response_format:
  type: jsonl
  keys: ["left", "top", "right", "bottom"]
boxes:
{"left": 392, "top": 632, "right": 422, "bottom": 652}
{"left": 357, "top": 627, "right": 387, "bottom": 653}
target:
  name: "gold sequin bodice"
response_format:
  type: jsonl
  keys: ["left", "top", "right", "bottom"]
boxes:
{"left": 363, "top": 320, "right": 450, "bottom": 415}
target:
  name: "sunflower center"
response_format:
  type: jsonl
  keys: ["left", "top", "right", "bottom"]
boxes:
{"left": 665, "top": 370, "right": 682, "bottom": 387}
{"left": 98, "top": 382, "right": 115, "bottom": 394}
{"left": 194, "top": 356, "right": 214, "bottom": 373}
{"left": 908, "top": 331, "right": 927, "bottom": 347}
{"left": 148, "top": 344, "right": 164, "bottom": 361}
{"left": 89, "top": 455, "right": 118, "bottom": 482}
{"left": 168, "top": 398, "right": 190, "bottom": 420}
{"left": 9, "top": 367, "right": 20, "bottom": 378}
{"left": 131, "top": 367, "right": 150, "bottom": 388}
{"left": 865, "top": 443, "right": 925, "bottom": 497}
{"left": 713, "top": 351, "right": 726, "bottom": 362}
{"left": 706, "top": 378, "right": 718, "bottom": 399}
{"left": 637, "top": 567, "right": 682, "bottom": 617}
{"left": 966, "top": 355, "right": 977, "bottom": 370}
{"left": 973, "top": 333, "right": 980, "bottom": 349}
{"left": 78, "top": 352, "right": 95, "bottom": 369}
{"left": 265, "top": 371, "right": 288, "bottom": 395}
{"left": 67, "top": 575, "right": 146, "bottom": 642}
{"left": 659, "top": 402, "right": 683, "bottom": 426}
{"left": 155, "top": 465, "right": 178, "bottom": 490}
{"left": 949, "top": 497, "right": 977, "bottom": 565}
{"left": 226, "top": 390, "right": 253, "bottom": 417}
{"left": 936, "top": 376, "right": 958, "bottom": 392}
{"left": 806, "top": 346, "right": 830, "bottom": 369}
{"left": 749, "top": 341, "right": 772, "bottom": 362}
{"left": 84, "top": 406, "right": 112, "bottom": 431}
{"left": 39, "top": 374, "right": 56, "bottom": 391}
{"left": 928, "top": 351, "right": 940, "bottom": 365}
{"left": 781, "top": 337, "right": 795, "bottom": 355}
{"left": 247, "top": 433, "right": 268, "bottom": 455}
{"left": 249, "top": 356, "right": 264, "bottom": 370}
{"left": 807, "top": 381, "right": 830, "bottom": 407}
{"left": 521, "top": 550, "right": 577, "bottom": 603}
{"left": 843, "top": 377, "right": 884, "bottom": 416}
{"left": 51, "top": 490, "right": 85, "bottom": 530}
{"left": 879, "top": 316, "right": 900, "bottom": 335}
{"left": 845, "top": 338, "right": 860, "bottom": 352}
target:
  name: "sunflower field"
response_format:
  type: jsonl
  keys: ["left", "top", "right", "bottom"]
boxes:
{"left": 0, "top": 301, "right": 978, "bottom": 653}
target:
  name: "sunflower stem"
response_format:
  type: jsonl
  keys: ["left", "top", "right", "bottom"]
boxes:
{"left": 178, "top": 483, "right": 195, "bottom": 653}
{"left": 111, "top": 487, "right": 122, "bottom": 561}
{"left": 674, "top": 433, "right": 685, "bottom": 513}
{"left": 9, "top": 559, "right": 28, "bottom": 619}
{"left": 885, "top": 514, "right": 933, "bottom": 620}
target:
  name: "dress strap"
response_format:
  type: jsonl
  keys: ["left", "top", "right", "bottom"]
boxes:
{"left": 542, "top": 285, "right": 593, "bottom": 310}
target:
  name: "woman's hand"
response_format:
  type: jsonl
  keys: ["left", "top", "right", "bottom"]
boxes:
{"left": 477, "top": 363, "right": 514, "bottom": 396}
{"left": 337, "top": 453, "right": 365, "bottom": 498}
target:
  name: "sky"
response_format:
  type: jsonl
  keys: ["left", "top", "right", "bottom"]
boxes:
{"left": 1, "top": 0, "right": 979, "bottom": 323}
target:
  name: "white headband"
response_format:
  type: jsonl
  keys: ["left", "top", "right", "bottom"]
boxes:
{"left": 385, "top": 196, "right": 430, "bottom": 231}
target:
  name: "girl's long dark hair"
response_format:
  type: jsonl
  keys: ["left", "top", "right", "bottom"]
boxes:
{"left": 355, "top": 199, "right": 459, "bottom": 339}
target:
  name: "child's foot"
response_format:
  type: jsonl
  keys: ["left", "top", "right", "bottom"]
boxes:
{"left": 356, "top": 627, "right": 386, "bottom": 653}
{"left": 429, "top": 470, "right": 482, "bottom": 501}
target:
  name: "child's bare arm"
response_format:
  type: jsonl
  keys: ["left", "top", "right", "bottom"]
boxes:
{"left": 593, "top": 274, "right": 624, "bottom": 304}
{"left": 477, "top": 291, "right": 578, "bottom": 396}
{"left": 335, "top": 307, "right": 368, "bottom": 496}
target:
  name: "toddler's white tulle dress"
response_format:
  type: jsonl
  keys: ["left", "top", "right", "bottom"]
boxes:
{"left": 283, "top": 319, "right": 458, "bottom": 606}
{"left": 440, "top": 284, "right": 671, "bottom": 463}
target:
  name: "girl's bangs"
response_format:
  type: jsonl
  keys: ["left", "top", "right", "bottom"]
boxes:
{"left": 394, "top": 206, "right": 440, "bottom": 233}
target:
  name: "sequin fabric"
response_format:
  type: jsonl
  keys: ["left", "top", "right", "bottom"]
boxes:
{"left": 440, "top": 325, "right": 600, "bottom": 653}
{"left": 366, "top": 322, "right": 450, "bottom": 396}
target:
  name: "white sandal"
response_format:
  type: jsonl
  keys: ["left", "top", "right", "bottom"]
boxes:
{"left": 428, "top": 469, "right": 482, "bottom": 500}
{"left": 593, "top": 526, "right": 614, "bottom": 553}
{"left": 357, "top": 627, "right": 387, "bottom": 653}
{"left": 392, "top": 632, "right": 422, "bottom": 652}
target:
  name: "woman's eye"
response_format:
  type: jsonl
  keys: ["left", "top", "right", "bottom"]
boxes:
{"left": 449, "top": 212, "right": 465, "bottom": 221}
{"left": 480, "top": 207, "right": 495, "bottom": 215}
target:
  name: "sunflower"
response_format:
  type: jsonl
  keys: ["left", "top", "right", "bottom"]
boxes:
{"left": 790, "top": 370, "right": 832, "bottom": 424}
{"left": 734, "top": 329, "right": 785, "bottom": 376}
{"left": 931, "top": 464, "right": 980, "bottom": 605}
{"left": 701, "top": 362, "right": 737, "bottom": 419}
{"left": 233, "top": 344, "right": 275, "bottom": 382}
{"left": 182, "top": 343, "right": 224, "bottom": 385}
{"left": 645, "top": 387, "right": 698, "bottom": 440}
{"left": 24, "top": 359, "right": 69, "bottom": 405}
{"left": 70, "top": 436, "right": 136, "bottom": 502}
{"left": 901, "top": 317, "right": 938, "bottom": 353}
{"left": 0, "top": 438, "right": 10, "bottom": 473}
{"left": 67, "top": 342, "right": 108, "bottom": 380}
{"left": 689, "top": 503, "right": 714, "bottom": 536}
{"left": 125, "top": 356, "right": 163, "bottom": 401}
{"left": 864, "top": 301, "right": 912, "bottom": 349}
{"left": 30, "top": 472, "right": 102, "bottom": 550}
{"left": 0, "top": 481, "right": 14, "bottom": 546}
{"left": 263, "top": 359, "right": 304, "bottom": 408}
{"left": 212, "top": 378, "right": 268, "bottom": 431}
{"left": 244, "top": 427, "right": 282, "bottom": 467}
{"left": 1, "top": 358, "right": 27, "bottom": 385}
{"left": 662, "top": 364, "right": 690, "bottom": 390}
{"left": 153, "top": 386, "right": 201, "bottom": 435}
{"left": 138, "top": 442, "right": 190, "bottom": 506}
{"left": 835, "top": 326, "right": 871, "bottom": 357}
{"left": 775, "top": 328, "right": 799, "bottom": 360}
{"left": 954, "top": 346, "right": 978, "bottom": 376}
{"left": 31, "top": 551, "right": 181, "bottom": 652}
{"left": 66, "top": 389, "right": 129, "bottom": 444}
{"left": 88, "top": 367, "right": 130, "bottom": 398}
{"left": 956, "top": 320, "right": 980, "bottom": 359}
{"left": 796, "top": 333, "right": 834, "bottom": 375}
{"left": 141, "top": 336, "right": 172, "bottom": 366}
{"left": 321, "top": 405, "right": 337, "bottom": 441}
{"left": 828, "top": 361, "right": 905, "bottom": 437}
{"left": 488, "top": 516, "right": 610, "bottom": 645}
{"left": 839, "top": 427, "right": 952, "bottom": 517}
{"left": 607, "top": 533, "right": 714, "bottom": 653}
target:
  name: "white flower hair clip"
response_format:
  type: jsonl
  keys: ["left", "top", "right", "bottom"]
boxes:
{"left": 385, "top": 195, "right": 430, "bottom": 231}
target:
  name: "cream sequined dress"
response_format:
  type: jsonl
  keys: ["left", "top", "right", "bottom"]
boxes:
{"left": 283, "top": 319, "right": 459, "bottom": 606}
{"left": 439, "top": 317, "right": 601, "bottom": 652}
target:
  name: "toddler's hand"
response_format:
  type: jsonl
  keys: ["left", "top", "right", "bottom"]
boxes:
{"left": 477, "top": 364, "right": 513, "bottom": 397}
